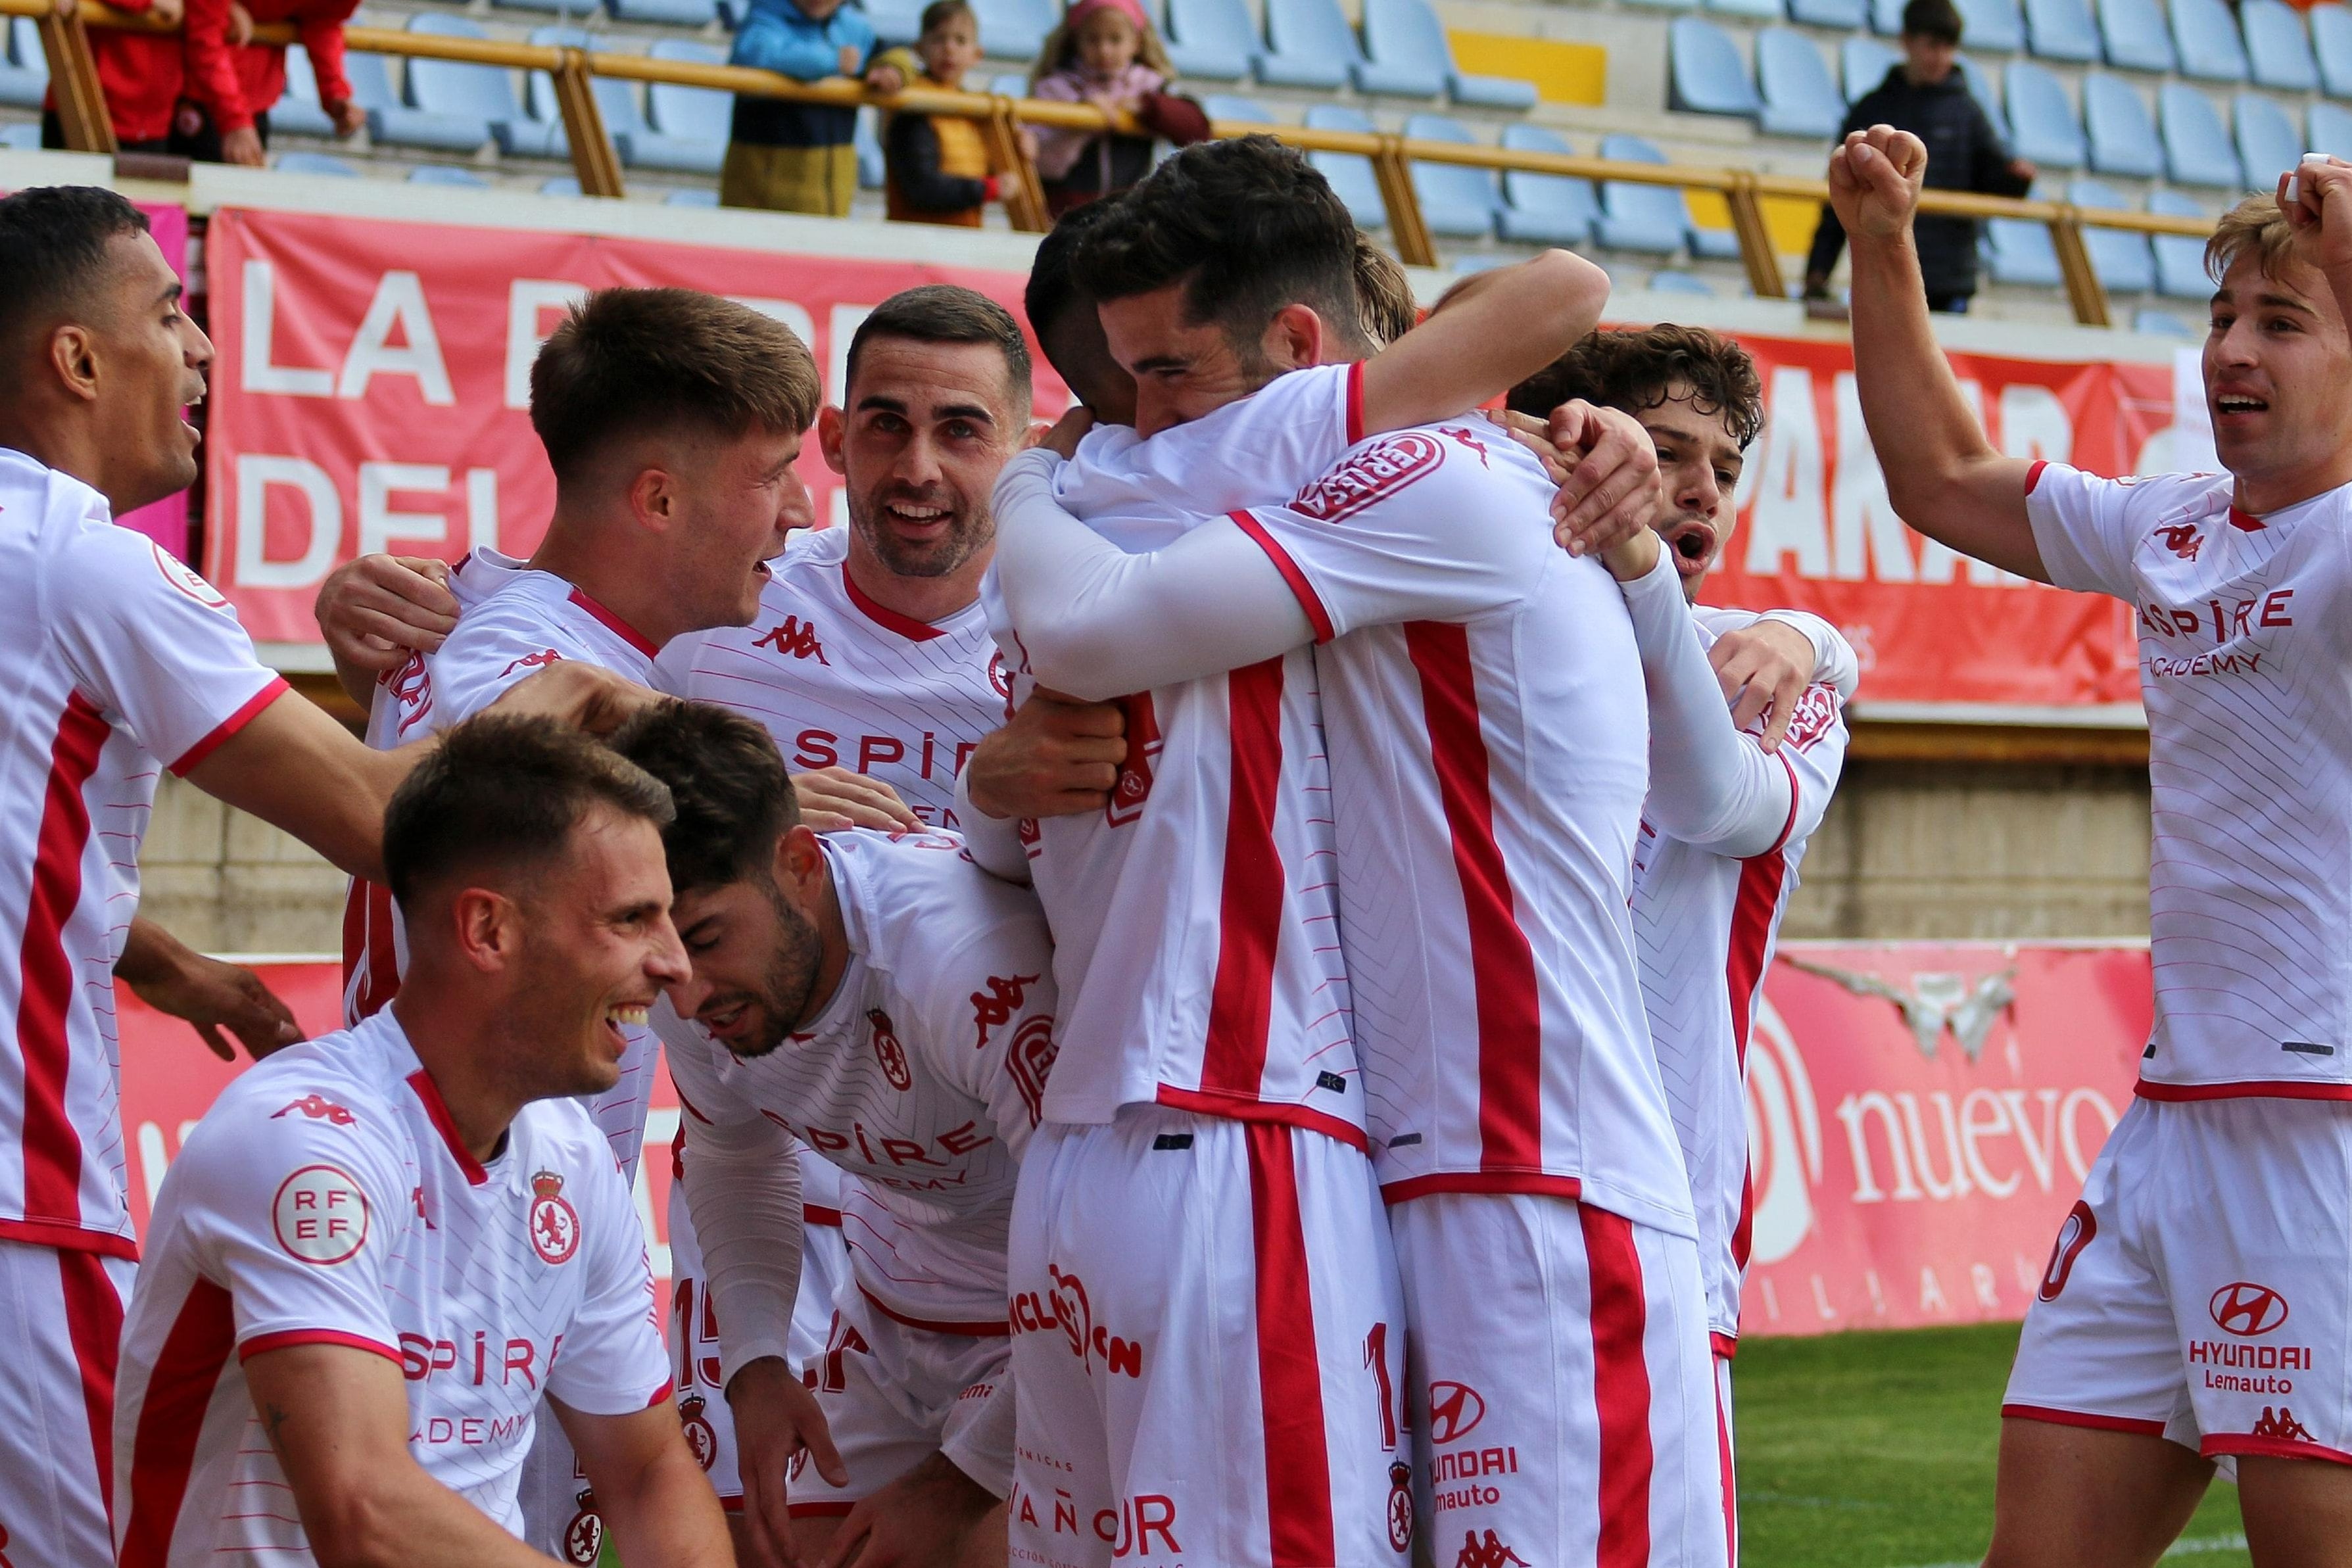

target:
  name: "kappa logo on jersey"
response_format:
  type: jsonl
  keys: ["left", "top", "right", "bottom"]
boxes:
{"left": 972, "top": 973, "right": 1042, "bottom": 1051}
{"left": 678, "top": 1392, "right": 719, "bottom": 1471}
{"left": 754, "top": 616, "right": 830, "bottom": 664}
{"left": 2038, "top": 1200, "right": 2096, "bottom": 1302}
{"left": 1005, "top": 1014, "right": 1057, "bottom": 1125}
{"left": 564, "top": 1490, "right": 604, "bottom": 1567}
{"left": 1291, "top": 432, "right": 1443, "bottom": 523}
{"left": 500, "top": 648, "right": 564, "bottom": 678}
{"left": 2155, "top": 523, "right": 2204, "bottom": 561}
{"left": 1782, "top": 684, "right": 1842, "bottom": 752}
{"left": 1105, "top": 693, "right": 1163, "bottom": 827}
{"left": 1438, "top": 425, "right": 1491, "bottom": 466}
{"left": 151, "top": 538, "right": 229, "bottom": 608}
{"left": 1452, "top": 1530, "right": 1530, "bottom": 1568}
{"left": 1427, "top": 1380, "right": 1487, "bottom": 1444}
{"left": 273, "top": 1164, "right": 370, "bottom": 1264}
{"left": 529, "top": 1170, "right": 581, "bottom": 1265}
{"left": 2253, "top": 1406, "right": 2315, "bottom": 1443}
{"left": 2211, "top": 1281, "right": 2290, "bottom": 1337}
{"left": 868, "top": 1009, "right": 913, "bottom": 1091}
{"left": 272, "top": 1094, "right": 356, "bottom": 1126}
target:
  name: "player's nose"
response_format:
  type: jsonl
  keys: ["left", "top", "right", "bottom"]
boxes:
{"left": 644, "top": 916, "right": 691, "bottom": 989}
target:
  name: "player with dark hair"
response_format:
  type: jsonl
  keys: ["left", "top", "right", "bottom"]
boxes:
{"left": 113, "top": 715, "right": 729, "bottom": 1568}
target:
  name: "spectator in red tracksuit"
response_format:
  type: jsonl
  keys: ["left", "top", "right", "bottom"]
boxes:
{"left": 178, "top": 0, "right": 363, "bottom": 163}
{"left": 43, "top": 0, "right": 189, "bottom": 152}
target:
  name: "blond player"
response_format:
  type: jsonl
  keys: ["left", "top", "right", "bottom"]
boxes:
{"left": 1838, "top": 124, "right": 2352, "bottom": 1565}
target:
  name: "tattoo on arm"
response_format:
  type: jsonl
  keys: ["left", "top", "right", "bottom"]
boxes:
{"left": 262, "top": 1402, "right": 293, "bottom": 1448}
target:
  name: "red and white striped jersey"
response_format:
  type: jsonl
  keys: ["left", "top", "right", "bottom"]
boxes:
{"left": 2027, "top": 463, "right": 2352, "bottom": 1099}
{"left": 111, "top": 1007, "right": 670, "bottom": 1567}
{"left": 341, "top": 565, "right": 663, "bottom": 1181}
{"left": 1631, "top": 601, "right": 1850, "bottom": 1346}
{"left": 663, "top": 829, "right": 1054, "bottom": 1345}
{"left": 980, "top": 365, "right": 1370, "bottom": 1143}
{"left": 653, "top": 527, "right": 1007, "bottom": 828}
{"left": 0, "top": 448, "right": 285, "bottom": 1256}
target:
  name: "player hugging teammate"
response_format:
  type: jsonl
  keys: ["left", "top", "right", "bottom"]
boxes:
{"left": 18, "top": 114, "right": 2334, "bottom": 1568}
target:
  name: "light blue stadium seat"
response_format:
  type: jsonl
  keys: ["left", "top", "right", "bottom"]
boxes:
{"left": 2025, "top": 0, "right": 2100, "bottom": 60}
{"left": 2005, "top": 60, "right": 2085, "bottom": 166}
{"left": 1257, "top": 0, "right": 1349, "bottom": 87}
{"left": 1842, "top": 36, "right": 1900, "bottom": 101}
{"left": 611, "top": 0, "right": 716, "bottom": 29}
{"left": 346, "top": 48, "right": 487, "bottom": 155}
{"left": 409, "top": 164, "right": 491, "bottom": 185}
{"left": 627, "top": 40, "right": 727, "bottom": 173}
{"left": 1203, "top": 93, "right": 1276, "bottom": 120}
{"left": 1956, "top": 53, "right": 2005, "bottom": 139}
{"left": 1303, "top": 104, "right": 1388, "bottom": 228}
{"left": 665, "top": 184, "right": 720, "bottom": 203}
{"left": 1982, "top": 215, "right": 2063, "bottom": 285}
{"left": 1, "top": 16, "right": 49, "bottom": 108}
{"left": 1788, "top": 0, "right": 1866, "bottom": 28}
{"left": 0, "top": 121, "right": 39, "bottom": 148}
{"left": 541, "top": 174, "right": 584, "bottom": 194}
{"left": 861, "top": 0, "right": 925, "bottom": 45}
{"left": 973, "top": 0, "right": 1053, "bottom": 59}
{"left": 2084, "top": 70, "right": 2162, "bottom": 176}
{"left": 1871, "top": 0, "right": 1905, "bottom": 33}
{"left": 1162, "top": 0, "right": 1256, "bottom": 80}
{"left": 1365, "top": 0, "right": 1536, "bottom": 107}
{"left": 2148, "top": 186, "right": 2213, "bottom": 295}
{"left": 2170, "top": 0, "right": 2249, "bottom": 80}
{"left": 2069, "top": 176, "right": 2155, "bottom": 293}
{"left": 1276, "top": 0, "right": 1440, "bottom": 95}
{"left": 1670, "top": 16, "right": 1762, "bottom": 117}
{"left": 2234, "top": 91, "right": 2301, "bottom": 191}
{"left": 2161, "top": 82, "right": 2243, "bottom": 185}
{"left": 268, "top": 42, "right": 339, "bottom": 137}
{"left": 393, "top": 15, "right": 517, "bottom": 154}
{"left": 2134, "top": 307, "right": 2194, "bottom": 334}
{"left": 855, "top": 105, "right": 884, "bottom": 187}
{"left": 1625, "top": 0, "right": 1702, "bottom": 16}
{"left": 1649, "top": 270, "right": 1716, "bottom": 294}
{"left": 1758, "top": 28, "right": 1843, "bottom": 136}
{"left": 2313, "top": 99, "right": 2352, "bottom": 158}
{"left": 1595, "top": 133, "right": 1687, "bottom": 256}
{"left": 986, "top": 71, "right": 1025, "bottom": 95}
{"left": 276, "top": 149, "right": 360, "bottom": 174}
{"left": 494, "top": 0, "right": 588, "bottom": 24}
{"left": 517, "top": 27, "right": 640, "bottom": 160}
{"left": 1403, "top": 113, "right": 1498, "bottom": 237}
{"left": 1497, "top": 122, "right": 1598, "bottom": 245}
{"left": 2314, "top": 3, "right": 2352, "bottom": 95}
{"left": 1708, "top": 0, "right": 1784, "bottom": 23}
{"left": 1959, "top": 0, "right": 2025, "bottom": 52}
{"left": 2098, "top": 0, "right": 2175, "bottom": 70}
{"left": 2242, "top": 0, "right": 2318, "bottom": 89}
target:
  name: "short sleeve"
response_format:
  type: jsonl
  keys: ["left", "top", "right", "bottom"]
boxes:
{"left": 544, "top": 1152, "right": 672, "bottom": 1415}
{"left": 1216, "top": 362, "right": 1365, "bottom": 478}
{"left": 45, "top": 521, "right": 285, "bottom": 775}
{"left": 2023, "top": 461, "right": 2139, "bottom": 600}
{"left": 1230, "top": 427, "right": 1554, "bottom": 638}
{"left": 428, "top": 614, "right": 571, "bottom": 726}
{"left": 909, "top": 882, "right": 1061, "bottom": 1156}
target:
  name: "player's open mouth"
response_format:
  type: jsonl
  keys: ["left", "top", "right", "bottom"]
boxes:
{"left": 882, "top": 502, "right": 953, "bottom": 534}
{"left": 606, "top": 1003, "right": 649, "bottom": 1032}
{"left": 701, "top": 999, "right": 751, "bottom": 1038}
{"left": 2213, "top": 392, "right": 2268, "bottom": 418}
{"left": 1665, "top": 521, "right": 1717, "bottom": 571}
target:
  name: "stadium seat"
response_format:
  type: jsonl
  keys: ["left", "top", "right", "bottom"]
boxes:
{"left": 1274, "top": 0, "right": 1441, "bottom": 96}
{"left": 540, "top": 174, "right": 584, "bottom": 194}
{"left": 1624, "top": 0, "right": 1702, "bottom": 16}
{"left": 2169, "top": 0, "right": 2249, "bottom": 81}
{"left": 0, "top": 121, "right": 38, "bottom": 149}
{"left": 1364, "top": 0, "right": 1537, "bottom": 108}
{"left": 2161, "top": 82, "right": 2244, "bottom": 185}
{"left": 1256, "top": 0, "right": 1349, "bottom": 88}
{"left": 389, "top": 16, "right": 517, "bottom": 155}
{"left": 2025, "top": 0, "right": 2100, "bottom": 62}
{"left": 627, "top": 41, "right": 728, "bottom": 173}
{"left": 1303, "top": 104, "right": 1388, "bottom": 229}
{"left": 2148, "top": 186, "right": 2213, "bottom": 296}
{"left": 1595, "top": 133, "right": 1688, "bottom": 256}
{"left": 276, "top": 150, "right": 360, "bottom": 174}
{"left": 0, "top": 16, "right": 48, "bottom": 108}
{"left": 2084, "top": 70, "right": 2162, "bottom": 177}
{"left": 2097, "top": 0, "right": 2175, "bottom": 72}
{"left": 986, "top": 72, "right": 1025, "bottom": 95}
{"left": 665, "top": 185, "right": 721, "bottom": 203}
{"left": 1649, "top": 270, "right": 1716, "bottom": 294}
{"left": 2242, "top": 0, "right": 2318, "bottom": 89}
{"left": 268, "top": 43, "right": 339, "bottom": 138}
{"left": 1403, "top": 114, "right": 1498, "bottom": 237}
{"left": 2313, "top": 99, "right": 2352, "bottom": 159}
{"left": 1496, "top": 122, "right": 1599, "bottom": 245}
{"left": 409, "top": 164, "right": 491, "bottom": 185}
{"left": 863, "top": 0, "right": 926, "bottom": 45}
{"left": 2004, "top": 60, "right": 2086, "bottom": 168}
{"left": 1161, "top": 0, "right": 1257, "bottom": 81}
{"left": 1956, "top": 53, "right": 2005, "bottom": 138}
{"left": 1959, "top": 0, "right": 2026, "bottom": 53}
{"left": 1788, "top": 0, "right": 1867, "bottom": 30}
{"left": 1842, "top": 36, "right": 1900, "bottom": 102}
{"left": 1982, "top": 214, "right": 2063, "bottom": 285}
{"left": 1203, "top": 93, "right": 1278, "bottom": 120}
{"left": 1758, "top": 28, "right": 1844, "bottom": 137}
{"left": 2069, "top": 176, "right": 2156, "bottom": 293}
{"left": 2134, "top": 307, "right": 2194, "bottom": 334}
{"left": 517, "top": 28, "right": 643, "bottom": 161}
{"left": 1669, "top": 18, "right": 1762, "bottom": 118}
{"left": 1871, "top": 0, "right": 1906, "bottom": 33}
{"left": 610, "top": 0, "right": 717, "bottom": 30}
{"left": 2234, "top": 92, "right": 2301, "bottom": 191}
{"left": 1707, "top": 0, "right": 1785, "bottom": 25}
{"left": 855, "top": 105, "right": 884, "bottom": 187}
{"left": 2315, "top": 3, "right": 2352, "bottom": 97}
{"left": 345, "top": 49, "right": 489, "bottom": 155}
{"left": 973, "top": 0, "right": 1053, "bottom": 60}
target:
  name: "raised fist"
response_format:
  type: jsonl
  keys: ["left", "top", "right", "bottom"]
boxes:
{"left": 1827, "top": 124, "right": 1929, "bottom": 244}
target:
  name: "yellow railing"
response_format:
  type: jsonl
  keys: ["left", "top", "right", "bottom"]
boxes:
{"left": 3, "top": 0, "right": 2220, "bottom": 327}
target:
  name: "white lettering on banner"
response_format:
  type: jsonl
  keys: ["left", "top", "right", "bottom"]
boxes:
{"left": 1838, "top": 1087, "right": 2119, "bottom": 1204}
{"left": 235, "top": 454, "right": 343, "bottom": 589}
{"left": 1921, "top": 1266, "right": 1948, "bottom": 1314}
{"left": 1832, "top": 373, "right": 1915, "bottom": 583}
{"left": 1746, "top": 366, "right": 1831, "bottom": 579}
{"left": 2058, "top": 1087, "right": 2119, "bottom": 1179}
{"left": 1972, "top": 1262, "right": 2000, "bottom": 1309}
{"left": 338, "top": 271, "right": 454, "bottom": 406}
{"left": 1958, "top": 1088, "right": 2019, "bottom": 1199}
{"left": 359, "top": 463, "right": 450, "bottom": 556}
{"left": 468, "top": 469, "right": 498, "bottom": 555}
{"left": 241, "top": 260, "right": 334, "bottom": 398}
{"left": 1836, "top": 1091, "right": 1918, "bottom": 1202}
{"left": 507, "top": 281, "right": 590, "bottom": 409}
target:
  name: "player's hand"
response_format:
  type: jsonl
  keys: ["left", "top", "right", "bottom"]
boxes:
{"left": 1489, "top": 408, "right": 1570, "bottom": 485}
{"left": 793, "top": 767, "right": 920, "bottom": 832}
{"left": 1033, "top": 405, "right": 1094, "bottom": 459}
{"left": 315, "top": 553, "right": 460, "bottom": 675}
{"left": 2279, "top": 154, "right": 2352, "bottom": 280}
{"left": 147, "top": 0, "right": 184, "bottom": 26}
{"left": 327, "top": 97, "right": 367, "bottom": 136}
{"left": 1712, "top": 620, "right": 1819, "bottom": 752}
{"left": 1827, "top": 124, "right": 1927, "bottom": 244}
{"left": 117, "top": 929, "right": 302, "bottom": 1062}
{"left": 220, "top": 125, "right": 266, "bottom": 166}
{"left": 487, "top": 663, "right": 665, "bottom": 736}
{"left": 729, "top": 1359, "right": 846, "bottom": 1568}
{"left": 965, "top": 692, "right": 1126, "bottom": 819}
{"left": 817, "top": 1451, "right": 998, "bottom": 1568}
{"left": 226, "top": 0, "right": 254, "bottom": 43}
{"left": 1546, "top": 400, "right": 1662, "bottom": 559}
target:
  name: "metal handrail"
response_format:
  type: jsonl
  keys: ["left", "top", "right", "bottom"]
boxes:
{"left": 2, "top": 0, "right": 2222, "bottom": 325}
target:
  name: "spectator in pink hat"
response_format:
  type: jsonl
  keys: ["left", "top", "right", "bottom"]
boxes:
{"left": 1026, "top": 0, "right": 1207, "bottom": 216}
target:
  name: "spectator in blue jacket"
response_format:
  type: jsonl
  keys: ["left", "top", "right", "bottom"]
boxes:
{"left": 721, "top": 0, "right": 880, "bottom": 215}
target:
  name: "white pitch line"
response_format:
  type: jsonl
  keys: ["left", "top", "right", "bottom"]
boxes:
{"left": 1886, "top": 1535, "right": 2249, "bottom": 1568}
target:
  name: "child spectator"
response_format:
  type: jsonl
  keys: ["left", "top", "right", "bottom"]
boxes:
{"left": 176, "top": 0, "right": 364, "bottom": 165}
{"left": 1026, "top": 0, "right": 1207, "bottom": 216}
{"left": 721, "top": 0, "right": 880, "bottom": 216}
{"left": 876, "top": 0, "right": 1024, "bottom": 226}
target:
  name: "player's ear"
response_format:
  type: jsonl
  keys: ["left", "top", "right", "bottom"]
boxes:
{"left": 1261, "top": 304, "right": 1325, "bottom": 373}
{"left": 49, "top": 322, "right": 101, "bottom": 404}
{"left": 448, "top": 886, "right": 521, "bottom": 972}
{"left": 627, "top": 464, "right": 677, "bottom": 533}
{"left": 775, "top": 824, "right": 827, "bottom": 903}
{"left": 818, "top": 405, "right": 850, "bottom": 478}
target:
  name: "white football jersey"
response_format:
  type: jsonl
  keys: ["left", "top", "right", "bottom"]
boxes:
{"left": 2028, "top": 463, "right": 2352, "bottom": 1097}
{"left": 1633, "top": 606, "right": 1850, "bottom": 1345}
{"left": 110, "top": 1008, "right": 671, "bottom": 1567}
{"left": 654, "top": 527, "right": 1007, "bottom": 828}
{"left": 982, "top": 364, "right": 1370, "bottom": 1142}
{"left": 664, "top": 829, "right": 1055, "bottom": 1344}
{"left": 339, "top": 567, "right": 664, "bottom": 1181}
{"left": 0, "top": 448, "right": 285, "bottom": 1255}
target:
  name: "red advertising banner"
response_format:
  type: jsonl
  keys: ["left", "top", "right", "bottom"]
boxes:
{"left": 118, "top": 946, "right": 2149, "bottom": 1336}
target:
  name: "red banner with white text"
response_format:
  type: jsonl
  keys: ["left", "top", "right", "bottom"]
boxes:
{"left": 201, "top": 204, "right": 2165, "bottom": 705}
{"left": 118, "top": 946, "right": 2149, "bottom": 1336}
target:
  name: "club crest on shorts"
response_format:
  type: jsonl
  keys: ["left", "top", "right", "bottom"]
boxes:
{"left": 529, "top": 1170, "right": 580, "bottom": 1264}
{"left": 564, "top": 1489, "right": 603, "bottom": 1566}
{"left": 869, "top": 1009, "right": 913, "bottom": 1091}
{"left": 1387, "top": 1461, "right": 1414, "bottom": 1554}
{"left": 678, "top": 1392, "right": 718, "bottom": 1471}
{"left": 1290, "top": 433, "right": 1443, "bottom": 523}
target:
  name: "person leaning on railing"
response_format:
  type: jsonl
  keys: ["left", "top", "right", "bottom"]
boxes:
{"left": 174, "top": 0, "right": 363, "bottom": 166}
{"left": 718, "top": 0, "right": 882, "bottom": 216}
{"left": 871, "top": 0, "right": 1034, "bottom": 227}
